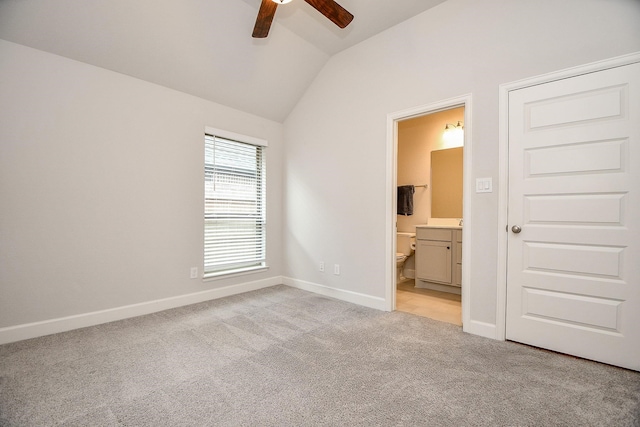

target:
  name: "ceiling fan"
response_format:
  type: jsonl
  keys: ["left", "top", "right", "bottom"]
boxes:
{"left": 253, "top": 0, "right": 354, "bottom": 38}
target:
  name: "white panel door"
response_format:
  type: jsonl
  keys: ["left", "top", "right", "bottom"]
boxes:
{"left": 506, "top": 62, "right": 640, "bottom": 371}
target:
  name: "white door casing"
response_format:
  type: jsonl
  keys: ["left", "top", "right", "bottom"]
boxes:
{"left": 505, "top": 62, "right": 640, "bottom": 371}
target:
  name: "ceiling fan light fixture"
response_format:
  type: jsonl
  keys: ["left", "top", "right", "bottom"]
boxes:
{"left": 271, "top": 0, "right": 293, "bottom": 4}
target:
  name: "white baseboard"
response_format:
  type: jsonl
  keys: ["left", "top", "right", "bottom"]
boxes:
{"left": 282, "top": 277, "right": 386, "bottom": 311}
{"left": 0, "top": 276, "right": 282, "bottom": 345}
{"left": 463, "top": 319, "right": 499, "bottom": 340}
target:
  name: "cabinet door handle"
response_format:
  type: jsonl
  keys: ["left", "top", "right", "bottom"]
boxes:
{"left": 447, "top": 246, "right": 450, "bottom": 250}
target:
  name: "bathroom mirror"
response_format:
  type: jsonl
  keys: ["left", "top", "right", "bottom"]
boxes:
{"left": 431, "top": 147, "right": 463, "bottom": 218}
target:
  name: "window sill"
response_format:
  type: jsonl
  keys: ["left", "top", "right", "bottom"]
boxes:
{"left": 203, "top": 265, "right": 269, "bottom": 282}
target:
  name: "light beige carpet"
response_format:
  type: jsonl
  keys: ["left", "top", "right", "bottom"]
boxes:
{"left": 1, "top": 285, "right": 639, "bottom": 426}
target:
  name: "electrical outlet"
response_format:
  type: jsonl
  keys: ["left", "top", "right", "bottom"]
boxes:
{"left": 334, "top": 264, "right": 340, "bottom": 275}
{"left": 190, "top": 267, "right": 198, "bottom": 279}
{"left": 319, "top": 262, "right": 325, "bottom": 272}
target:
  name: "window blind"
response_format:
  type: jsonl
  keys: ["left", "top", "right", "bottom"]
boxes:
{"left": 204, "top": 134, "right": 266, "bottom": 276}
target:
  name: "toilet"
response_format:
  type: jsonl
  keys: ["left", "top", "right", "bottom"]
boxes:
{"left": 396, "top": 232, "right": 416, "bottom": 283}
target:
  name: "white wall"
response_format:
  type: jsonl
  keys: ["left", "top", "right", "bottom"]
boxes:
{"left": 2, "top": 0, "right": 639, "bottom": 337}
{"left": 0, "top": 40, "right": 284, "bottom": 328}
{"left": 283, "top": 0, "right": 640, "bottom": 325}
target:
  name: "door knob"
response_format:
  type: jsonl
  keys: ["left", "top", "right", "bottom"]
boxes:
{"left": 511, "top": 225, "right": 522, "bottom": 234}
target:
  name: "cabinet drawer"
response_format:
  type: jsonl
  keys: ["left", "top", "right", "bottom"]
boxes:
{"left": 416, "top": 228, "right": 452, "bottom": 242}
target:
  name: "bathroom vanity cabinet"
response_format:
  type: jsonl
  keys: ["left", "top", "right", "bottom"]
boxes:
{"left": 415, "top": 226, "right": 462, "bottom": 294}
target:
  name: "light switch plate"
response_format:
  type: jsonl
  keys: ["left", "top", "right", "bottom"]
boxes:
{"left": 476, "top": 178, "right": 493, "bottom": 193}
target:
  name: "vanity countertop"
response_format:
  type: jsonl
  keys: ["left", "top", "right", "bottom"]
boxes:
{"left": 416, "top": 224, "right": 462, "bottom": 230}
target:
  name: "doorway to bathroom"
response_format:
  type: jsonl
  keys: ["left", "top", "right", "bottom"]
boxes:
{"left": 386, "top": 95, "right": 471, "bottom": 327}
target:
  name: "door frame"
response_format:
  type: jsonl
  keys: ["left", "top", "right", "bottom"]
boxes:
{"left": 496, "top": 51, "right": 640, "bottom": 341}
{"left": 385, "top": 94, "right": 473, "bottom": 331}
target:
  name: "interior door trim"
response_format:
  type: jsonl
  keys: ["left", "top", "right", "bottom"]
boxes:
{"left": 496, "top": 51, "right": 640, "bottom": 341}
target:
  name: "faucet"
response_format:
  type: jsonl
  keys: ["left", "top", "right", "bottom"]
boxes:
{"left": 459, "top": 219, "right": 463, "bottom": 226}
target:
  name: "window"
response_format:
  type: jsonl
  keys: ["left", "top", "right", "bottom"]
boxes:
{"left": 204, "top": 130, "right": 266, "bottom": 277}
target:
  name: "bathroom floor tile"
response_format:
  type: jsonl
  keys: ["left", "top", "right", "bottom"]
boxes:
{"left": 396, "top": 280, "right": 462, "bottom": 326}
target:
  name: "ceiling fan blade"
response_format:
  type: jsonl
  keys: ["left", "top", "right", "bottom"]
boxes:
{"left": 304, "top": 0, "right": 354, "bottom": 29}
{"left": 253, "top": 0, "right": 278, "bottom": 38}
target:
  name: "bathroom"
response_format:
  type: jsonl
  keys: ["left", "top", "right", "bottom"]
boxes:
{"left": 396, "top": 106, "right": 464, "bottom": 325}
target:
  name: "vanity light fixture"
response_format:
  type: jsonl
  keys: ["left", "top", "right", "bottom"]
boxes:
{"left": 444, "top": 121, "right": 464, "bottom": 132}
{"left": 443, "top": 120, "right": 464, "bottom": 147}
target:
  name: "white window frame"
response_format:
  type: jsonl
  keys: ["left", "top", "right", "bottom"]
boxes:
{"left": 204, "top": 127, "right": 268, "bottom": 279}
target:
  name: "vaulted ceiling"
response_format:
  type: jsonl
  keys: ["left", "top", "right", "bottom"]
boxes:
{"left": 0, "top": 0, "right": 446, "bottom": 122}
